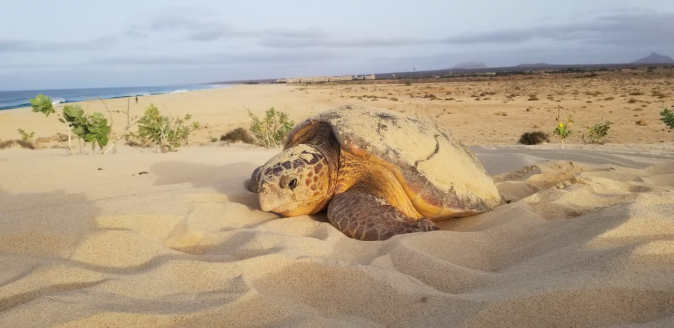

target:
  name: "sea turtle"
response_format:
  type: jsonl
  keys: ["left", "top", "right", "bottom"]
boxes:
{"left": 246, "top": 105, "right": 500, "bottom": 241}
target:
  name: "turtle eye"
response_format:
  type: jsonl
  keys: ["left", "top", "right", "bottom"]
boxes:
{"left": 289, "top": 178, "right": 298, "bottom": 190}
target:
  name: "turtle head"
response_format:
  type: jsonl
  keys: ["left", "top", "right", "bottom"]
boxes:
{"left": 256, "top": 144, "right": 332, "bottom": 217}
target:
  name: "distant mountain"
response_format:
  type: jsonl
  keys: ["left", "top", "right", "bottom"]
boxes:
{"left": 450, "top": 62, "right": 487, "bottom": 69}
{"left": 516, "top": 63, "right": 552, "bottom": 68}
{"left": 632, "top": 52, "right": 674, "bottom": 64}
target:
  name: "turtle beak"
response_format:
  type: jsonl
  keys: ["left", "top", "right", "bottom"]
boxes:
{"left": 259, "top": 182, "right": 288, "bottom": 213}
{"left": 258, "top": 181, "right": 270, "bottom": 195}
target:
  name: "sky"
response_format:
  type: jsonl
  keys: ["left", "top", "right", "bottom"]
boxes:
{"left": 1, "top": 0, "right": 673, "bottom": 90}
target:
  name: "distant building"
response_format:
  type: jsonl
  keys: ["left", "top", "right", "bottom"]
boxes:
{"left": 274, "top": 74, "right": 371, "bottom": 83}
{"left": 354, "top": 74, "right": 375, "bottom": 80}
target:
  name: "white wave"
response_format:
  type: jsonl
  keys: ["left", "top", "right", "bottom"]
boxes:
{"left": 51, "top": 97, "right": 66, "bottom": 105}
{"left": 170, "top": 89, "right": 189, "bottom": 94}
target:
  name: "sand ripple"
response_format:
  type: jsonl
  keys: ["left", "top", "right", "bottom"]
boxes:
{"left": 1, "top": 146, "right": 673, "bottom": 327}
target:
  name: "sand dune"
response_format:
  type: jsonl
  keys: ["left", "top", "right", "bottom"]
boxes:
{"left": 1, "top": 144, "right": 673, "bottom": 327}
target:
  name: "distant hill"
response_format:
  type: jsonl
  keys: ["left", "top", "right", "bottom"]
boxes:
{"left": 516, "top": 63, "right": 552, "bottom": 68}
{"left": 450, "top": 62, "right": 487, "bottom": 69}
{"left": 632, "top": 52, "right": 674, "bottom": 64}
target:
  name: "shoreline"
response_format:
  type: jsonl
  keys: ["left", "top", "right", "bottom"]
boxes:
{"left": 1, "top": 77, "right": 673, "bottom": 145}
{"left": 0, "top": 84, "right": 230, "bottom": 111}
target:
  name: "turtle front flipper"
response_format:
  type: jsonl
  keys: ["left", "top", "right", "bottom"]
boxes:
{"left": 327, "top": 190, "right": 438, "bottom": 241}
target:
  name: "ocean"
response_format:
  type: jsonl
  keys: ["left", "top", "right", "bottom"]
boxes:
{"left": 0, "top": 84, "right": 227, "bottom": 111}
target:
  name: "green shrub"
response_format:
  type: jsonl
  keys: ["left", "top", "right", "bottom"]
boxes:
{"left": 30, "top": 94, "right": 112, "bottom": 154}
{"left": 582, "top": 121, "right": 612, "bottom": 144}
{"left": 17, "top": 129, "right": 35, "bottom": 142}
{"left": 63, "top": 105, "right": 110, "bottom": 149}
{"left": 30, "top": 94, "right": 56, "bottom": 116}
{"left": 137, "top": 104, "right": 198, "bottom": 153}
{"left": 248, "top": 107, "right": 294, "bottom": 148}
{"left": 661, "top": 107, "right": 674, "bottom": 129}
{"left": 554, "top": 113, "right": 574, "bottom": 149}
{"left": 30, "top": 94, "right": 140, "bottom": 155}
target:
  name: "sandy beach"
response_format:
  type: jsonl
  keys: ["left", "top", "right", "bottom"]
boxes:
{"left": 1, "top": 79, "right": 674, "bottom": 327}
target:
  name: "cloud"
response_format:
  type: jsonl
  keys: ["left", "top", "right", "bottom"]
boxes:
{"left": 0, "top": 36, "right": 118, "bottom": 53}
{"left": 126, "top": 11, "right": 323, "bottom": 42}
{"left": 120, "top": 9, "right": 674, "bottom": 50}
{"left": 91, "top": 50, "right": 341, "bottom": 66}
{"left": 258, "top": 35, "right": 430, "bottom": 48}
{"left": 440, "top": 12, "right": 674, "bottom": 46}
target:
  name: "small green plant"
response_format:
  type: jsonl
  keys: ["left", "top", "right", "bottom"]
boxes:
{"left": 17, "top": 129, "right": 35, "bottom": 142}
{"left": 661, "top": 107, "right": 674, "bottom": 130}
{"left": 31, "top": 95, "right": 112, "bottom": 154}
{"left": 137, "top": 104, "right": 199, "bottom": 153}
{"left": 553, "top": 108, "right": 573, "bottom": 149}
{"left": 63, "top": 105, "right": 111, "bottom": 150}
{"left": 582, "top": 121, "right": 612, "bottom": 144}
{"left": 528, "top": 94, "right": 539, "bottom": 101}
{"left": 248, "top": 107, "right": 294, "bottom": 148}
{"left": 30, "top": 94, "right": 74, "bottom": 155}
{"left": 29, "top": 94, "right": 138, "bottom": 155}
{"left": 405, "top": 81, "right": 412, "bottom": 86}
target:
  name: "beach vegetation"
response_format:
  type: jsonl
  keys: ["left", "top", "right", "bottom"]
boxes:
{"left": 136, "top": 104, "right": 199, "bottom": 153}
{"left": 582, "top": 121, "right": 612, "bottom": 144}
{"left": 553, "top": 108, "right": 573, "bottom": 149}
{"left": 221, "top": 127, "right": 255, "bottom": 144}
{"left": 63, "top": 105, "right": 111, "bottom": 150}
{"left": 661, "top": 107, "right": 674, "bottom": 130}
{"left": 30, "top": 95, "right": 105, "bottom": 154}
{"left": 29, "top": 94, "right": 139, "bottom": 155}
{"left": 518, "top": 131, "right": 549, "bottom": 145}
{"left": 17, "top": 129, "right": 35, "bottom": 142}
{"left": 248, "top": 107, "right": 294, "bottom": 148}
{"left": 0, "top": 139, "right": 35, "bottom": 150}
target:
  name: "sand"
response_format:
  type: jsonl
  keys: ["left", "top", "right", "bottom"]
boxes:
{"left": 2, "top": 74, "right": 674, "bottom": 147}
{"left": 1, "top": 80, "right": 674, "bottom": 326}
